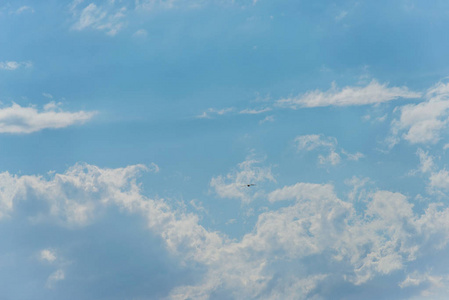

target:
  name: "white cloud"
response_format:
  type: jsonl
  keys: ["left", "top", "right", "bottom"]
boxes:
{"left": 42, "top": 93, "right": 53, "bottom": 99}
{"left": 416, "top": 148, "right": 436, "bottom": 173}
{"left": 132, "top": 28, "right": 148, "bottom": 38}
{"left": 345, "top": 176, "right": 371, "bottom": 202}
{"left": 70, "top": 1, "right": 127, "bottom": 36}
{"left": 318, "top": 150, "right": 341, "bottom": 165}
{"left": 335, "top": 10, "right": 348, "bottom": 21}
{"left": 196, "top": 107, "right": 234, "bottom": 119}
{"left": 148, "top": 162, "right": 160, "bottom": 173}
{"left": 412, "top": 148, "right": 449, "bottom": 196}
{"left": 210, "top": 158, "right": 275, "bottom": 203}
{"left": 0, "top": 61, "right": 32, "bottom": 71}
{"left": 135, "top": 0, "right": 207, "bottom": 10}
{"left": 40, "top": 249, "right": 57, "bottom": 263}
{"left": 342, "top": 150, "right": 364, "bottom": 161}
{"left": 400, "top": 271, "right": 444, "bottom": 289}
{"left": 46, "top": 269, "right": 65, "bottom": 289}
{"left": 239, "top": 107, "right": 272, "bottom": 114}
{"left": 295, "top": 134, "right": 363, "bottom": 165}
{"left": 0, "top": 103, "right": 95, "bottom": 134}
{"left": 276, "top": 80, "right": 420, "bottom": 109}
{"left": 429, "top": 170, "right": 449, "bottom": 191}
{"left": 295, "top": 134, "right": 336, "bottom": 151}
{"left": 15, "top": 6, "right": 34, "bottom": 14}
{"left": 259, "top": 115, "right": 274, "bottom": 124}
{"left": 390, "top": 81, "right": 449, "bottom": 145}
{"left": 3, "top": 164, "right": 449, "bottom": 298}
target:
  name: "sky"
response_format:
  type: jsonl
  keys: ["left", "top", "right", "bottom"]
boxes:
{"left": 2, "top": 0, "right": 449, "bottom": 299}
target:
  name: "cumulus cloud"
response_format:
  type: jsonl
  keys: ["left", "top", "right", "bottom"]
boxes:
{"left": 0, "top": 61, "right": 32, "bottom": 70}
{"left": 276, "top": 80, "right": 420, "bottom": 109}
{"left": 295, "top": 134, "right": 363, "bottom": 165}
{"left": 2, "top": 163, "right": 449, "bottom": 298}
{"left": 174, "top": 183, "right": 449, "bottom": 299}
{"left": 0, "top": 103, "right": 95, "bottom": 134}
{"left": 390, "top": 81, "right": 449, "bottom": 145}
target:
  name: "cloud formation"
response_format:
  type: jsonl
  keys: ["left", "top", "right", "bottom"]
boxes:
{"left": 2, "top": 163, "right": 449, "bottom": 298}
{"left": 276, "top": 80, "right": 420, "bottom": 109}
{"left": 0, "top": 103, "right": 95, "bottom": 134}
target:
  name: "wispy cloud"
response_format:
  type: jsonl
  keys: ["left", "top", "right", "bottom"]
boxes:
{"left": 15, "top": 6, "right": 34, "bottom": 14}
{"left": 135, "top": 0, "right": 209, "bottom": 11}
{"left": 0, "top": 61, "right": 32, "bottom": 71}
{"left": 259, "top": 115, "right": 274, "bottom": 124}
{"left": 42, "top": 93, "right": 53, "bottom": 99}
{"left": 0, "top": 103, "right": 96, "bottom": 134}
{"left": 196, "top": 107, "right": 234, "bottom": 119}
{"left": 335, "top": 10, "right": 348, "bottom": 21}
{"left": 276, "top": 80, "right": 420, "bottom": 109}
{"left": 295, "top": 134, "right": 363, "bottom": 165}
{"left": 197, "top": 106, "right": 272, "bottom": 119}
{"left": 46, "top": 269, "right": 65, "bottom": 289}
{"left": 239, "top": 107, "right": 272, "bottom": 114}
{"left": 70, "top": 1, "right": 127, "bottom": 36}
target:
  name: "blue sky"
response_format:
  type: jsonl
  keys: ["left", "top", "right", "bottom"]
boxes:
{"left": 2, "top": 0, "right": 449, "bottom": 299}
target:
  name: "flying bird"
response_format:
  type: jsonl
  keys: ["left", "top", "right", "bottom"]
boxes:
{"left": 243, "top": 184, "right": 256, "bottom": 187}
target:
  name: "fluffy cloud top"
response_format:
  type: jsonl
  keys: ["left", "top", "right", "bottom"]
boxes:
{"left": 276, "top": 80, "right": 420, "bottom": 109}
{"left": 0, "top": 103, "right": 95, "bottom": 134}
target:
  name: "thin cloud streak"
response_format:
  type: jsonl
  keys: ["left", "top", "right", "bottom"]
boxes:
{"left": 276, "top": 80, "right": 421, "bottom": 109}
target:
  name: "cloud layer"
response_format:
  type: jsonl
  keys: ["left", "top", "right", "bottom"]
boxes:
{"left": 2, "top": 163, "right": 449, "bottom": 299}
